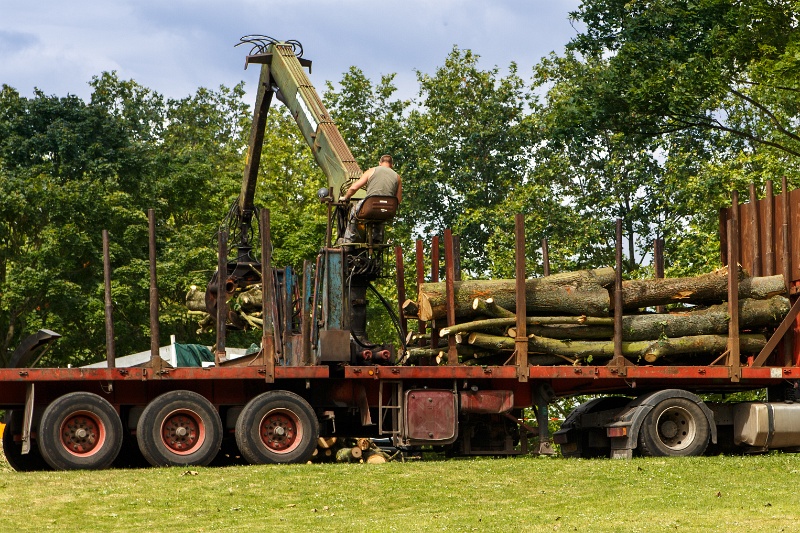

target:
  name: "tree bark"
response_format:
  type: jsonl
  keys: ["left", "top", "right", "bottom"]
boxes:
{"left": 466, "top": 332, "right": 766, "bottom": 363}
{"left": 620, "top": 266, "right": 785, "bottom": 309}
{"left": 419, "top": 268, "right": 615, "bottom": 321}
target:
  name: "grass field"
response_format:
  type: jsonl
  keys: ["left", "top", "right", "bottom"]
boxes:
{"left": 1, "top": 452, "right": 800, "bottom": 532}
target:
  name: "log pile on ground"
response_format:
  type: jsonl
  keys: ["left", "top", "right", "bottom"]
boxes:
{"left": 309, "top": 437, "right": 395, "bottom": 464}
{"left": 186, "top": 284, "right": 265, "bottom": 333}
{"left": 403, "top": 266, "right": 789, "bottom": 366}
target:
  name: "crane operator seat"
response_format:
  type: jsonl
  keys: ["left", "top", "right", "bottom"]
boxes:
{"left": 343, "top": 195, "right": 398, "bottom": 247}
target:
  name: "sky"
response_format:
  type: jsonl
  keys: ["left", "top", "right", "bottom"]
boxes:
{"left": 1, "top": 0, "right": 582, "bottom": 103}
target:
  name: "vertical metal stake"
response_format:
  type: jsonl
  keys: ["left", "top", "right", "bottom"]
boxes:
{"left": 765, "top": 180, "right": 775, "bottom": 275}
{"left": 430, "top": 236, "right": 440, "bottom": 354}
{"left": 215, "top": 226, "right": 228, "bottom": 365}
{"left": 514, "top": 214, "right": 528, "bottom": 381}
{"left": 727, "top": 219, "right": 741, "bottom": 381}
{"left": 261, "top": 209, "right": 275, "bottom": 380}
{"left": 395, "top": 246, "right": 408, "bottom": 340}
{"left": 415, "top": 239, "right": 426, "bottom": 349}
{"left": 444, "top": 230, "right": 458, "bottom": 365}
{"left": 613, "top": 218, "right": 624, "bottom": 361}
{"left": 541, "top": 238, "right": 550, "bottom": 277}
{"left": 148, "top": 209, "right": 162, "bottom": 372}
{"left": 102, "top": 230, "right": 116, "bottom": 369}
{"left": 750, "top": 183, "right": 762, "bottom": 277}
{"left": 654, "top": 238, "right": 665, "bottom": 314}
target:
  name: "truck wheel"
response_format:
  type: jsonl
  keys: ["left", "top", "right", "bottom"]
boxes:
{"left": 136, "top": 390, "right": 222, "bottom": 467}
{"left": 37, "top": 392, "right": 123, "bottom": 470}
{"left": 639, "top": 397, "right": 710, "bottom": 457}
{"left": 2, "top": 410, "right": 50, "bottom": 471}
{"left": 235, "top": 391, "right": 319, "bottom": 464}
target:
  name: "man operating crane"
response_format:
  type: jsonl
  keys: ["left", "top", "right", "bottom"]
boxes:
{"left": 341, "top": 154, "right": 403, "bottom": 244}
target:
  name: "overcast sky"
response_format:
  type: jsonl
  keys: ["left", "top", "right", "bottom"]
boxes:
{"left": 1, "top": 0, "right": 581, "bottom": 103}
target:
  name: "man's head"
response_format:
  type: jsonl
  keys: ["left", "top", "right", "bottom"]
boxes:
{"left": 379, "top": 154, "right": 393, "bottom": 167}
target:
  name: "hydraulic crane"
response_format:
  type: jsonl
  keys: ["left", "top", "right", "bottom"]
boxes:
{"left": 206, "top": 36, "right": 400, "bottom": 366}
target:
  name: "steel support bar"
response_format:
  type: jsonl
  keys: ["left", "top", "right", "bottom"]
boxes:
{"left": 654, "top": 238, "right": 665, "bottom": 314}
{"left": 541, "top": 238, "right": 550, "bottom": 277}
{"left": 215, "top": 226, "right": 228, "bottom": 365}
{"left": 613, "top": 219, "right": 624, "bottom": 360}
{"left": 260, "top": 210, "right": 276, "bottom": 381}
{"left": 752, "top": 296, "right": 800, "bottom": 367}
{"left": 148, "top": 209, "right": 163, "bottom": 373}
{"left": 301, "top": 260, "right": 313, "bottom": 366}
{"left": 444, "top": 229, "right": 458, "bottom": 365}
{"left": 749, "top": 183, "right": 762, "bottom": 277}
{"left": 430, "top": 236, "right": 440, "bottom": 354}
{"left": 415, "top": 240, "right": 426, "bottom": 348}
{"left": 395, "top": 246, "right": 408, "bottom": 340}
{"left": 765, "top": 180, "right": 775, "bottom": 275}
{"left": 781, "top": 177, "right": 794, "bottom": 365}
{"left": 514, "top": 214, "right": 528, "bottom": 381}
{"left": 727, "top": 218, "right": 741, "bottom": 381}
{"left": 102, "top": 229, "right": 116, "bottom": 369}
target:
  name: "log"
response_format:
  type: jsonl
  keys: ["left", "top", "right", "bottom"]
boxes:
{"left": 402, "top": 299, "right": 419, "bottom": 318}
{"left": 366, "top": 453, "right": 388, "bottom": 464}
{"left": 186, "top": 285, "right": 207, "bottom": 312}
{"left": 419, "top": 268, "right": 616, "bottom": 321}
{"left": 335, "top": 446, "right": 363, "bottom": 463}
{"left": 454, "top": 297, "right": 788, "bottom": 341}
{"left": 467, "top": 332, "right": 767, "bottom": 363}
{"left": 356, "top": 438, "right": 371, "bottom": 451}
{"left": 317, "top": 437, "right": 337, "bottom": 449}
{"left": 620, "top": 266, "right": 785, "bottom": 310}
{"left": 441, "top": 316, "right": 615, "bottom": 337}
{"left": 472, "top": 298, "right": 516, "bottom": 318}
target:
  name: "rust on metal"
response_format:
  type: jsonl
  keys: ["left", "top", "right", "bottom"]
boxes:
{"left": 541, "top": 238, "right": 550, "bottom": 277}
{"left": 444, "top": 229, "right": 458, "bottom": 365}
{"left": 430, "top": 236, "right": 440, "bottom": 354}
{"left": 765, "top": 180, "right": 775, "bottom": 275}
{"left": 148, "top": 209, "right": 163, "bottom": 373}
{"left": 415, "top": 239, "right": 426, "bottom": 347}
{"left": 102, "top": 229, "right": 115, "bottom": 369}
{"left": 727, "top": 218, "right": 741, "bottom": 381}
{"left": 514, "top": 214, "right": 528, "bottom": 381}
{"left": 215, "top": 226, "right": 228, "bottom": 365}
{"left": 395, "top": 245, "right": 408, "bottom": 339}
{"left": 749, "top": 183, "right": 762, "bottom": 277}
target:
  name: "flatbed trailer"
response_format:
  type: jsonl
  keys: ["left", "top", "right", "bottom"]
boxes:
{"left": 4, "top": 38, "right": 800, "bottom": 470}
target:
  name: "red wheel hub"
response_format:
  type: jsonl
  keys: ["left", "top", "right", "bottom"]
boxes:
{"left": 161, "top": 410, "right": 206, "bottom": 455}
{"left": 260, "top": 409, "right": 302, "bottom": 453}
{"left": 59, "top": 411, "right": 105, "bottom": 457}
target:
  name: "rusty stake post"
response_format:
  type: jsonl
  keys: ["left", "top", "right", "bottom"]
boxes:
{"left": 395, "top": 246, "right": 408, "bottom": 340}
{"left": 444, "top": 230, "right": 458, "bottom": 365}
{"left": 765, "top": 180, "right": 775, "bottom": 276}
{"left": 215, "top": 226, "right": 228, "bottom": 365}
{"left": 148, "top": 210, "right": 162, "bottom": 371}
{"left": 102, "top": 230, "right": 116, "bottom": 369}
{"left": 415, "top": 239, "right": 426, "bottom": 348}
{"left": 654, "top": 238, "right": 665, "bottom": 314}
{"left": 430, "top": 236, "right": 440, "bottom": 354}
{"left": 782, "top": 177, "right": 793, "bottom": 365}
{"left": 613, "top": 218, "right": 623, "bottom": 361}
{"left": 541, "top": 238, "right": 550, "bottom": 277}
{"left": 515, "top": 214, "right": 528, "bottom": 381}
{"left": 260, "top": 209, "right": 276, "bottom": 380}
{"left": 727, "top": 219, "right": 741, "bottom": 381}
{"left": 749, "top": 183, "right": 762, "bottom": 277}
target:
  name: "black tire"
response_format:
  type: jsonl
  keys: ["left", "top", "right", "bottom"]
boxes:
{"left": 37, "top": 392, "right": 123, "bottom": 470}
{"left": 136, "top": 390, "right": 222, "bottom": 467}
{"left": 235, "top": 391, "right": 319, "bottom": 464}
{"left": 2, "top": 410, "right": 50, "bottom": 471}
{"left": 638, "top": 397, "right": 710, "bottom": 457}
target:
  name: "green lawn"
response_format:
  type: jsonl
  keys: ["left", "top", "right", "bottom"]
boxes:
{"left": 1, "top": 452, "right": 798, "bottom": 532}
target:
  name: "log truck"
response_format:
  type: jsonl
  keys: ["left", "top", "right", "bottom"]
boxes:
{"left": 3, "top": 36, "right": 800, "bottom": 470}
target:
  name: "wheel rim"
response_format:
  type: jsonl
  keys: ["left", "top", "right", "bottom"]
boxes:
{"left": 259, "top": 408, "right": 303, "bottom": 454}
{"left": 160, "top": 409, "right": 206, "bottom": 455}
{"left": 59, "top": 411, "right": 106, "bottom": 457}
{"left": 655, "top": 406, "right": 697, "bottom": 451}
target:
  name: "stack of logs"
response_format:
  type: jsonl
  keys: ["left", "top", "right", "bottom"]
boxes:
{"left": 311, "top": 437, "right": 394, "bottom": 464}
{"left": 402, "top": 266, "right": 789, "bottom": 366}
{"left": 186, "top": 284, "right": 264, "bottom": 333}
